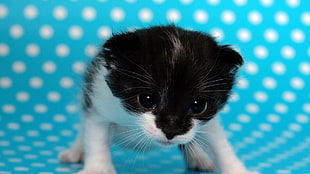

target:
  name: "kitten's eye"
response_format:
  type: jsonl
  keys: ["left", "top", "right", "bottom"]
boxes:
{"left": 189, "top": 99, "right": 207, "bottom": 114}
{"left": 138, "top": 94, "right": 157, "bottom": 110}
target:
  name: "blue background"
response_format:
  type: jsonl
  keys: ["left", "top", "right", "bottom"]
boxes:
{"left": 0, "top": 0, "right": 309, "bottom": 174}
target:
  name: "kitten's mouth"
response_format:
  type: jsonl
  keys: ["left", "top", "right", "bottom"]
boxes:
{"left": 158, "top": 140, "right": 174, "bottom": 146}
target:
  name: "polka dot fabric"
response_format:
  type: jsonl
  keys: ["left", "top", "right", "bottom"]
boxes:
{"left": 0, "top": 0, "right": 309, "bottom": 174}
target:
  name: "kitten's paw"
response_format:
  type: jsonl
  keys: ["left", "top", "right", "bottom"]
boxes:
{"left": 223, "top": 170, "right": 260, "bottom": 174}
{"left": 76, "top": 168, "right": 116, "bottom": 174}
{"left": 186, "top": 154, "right": 217, "bottom": 172}
{"left": 58, "top": 149, "right": 83, "bottom": 163}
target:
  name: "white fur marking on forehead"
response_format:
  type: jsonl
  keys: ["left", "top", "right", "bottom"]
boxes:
{"left": 169, "top": 33, "right": 183, "bottom": 56}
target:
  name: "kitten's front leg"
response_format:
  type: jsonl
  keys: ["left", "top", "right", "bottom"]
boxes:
{"left": 77, "top": 115, "right": 116, "bottom": 174}
{"left": 200, "top": 117, "right": 260, "bottom": 174}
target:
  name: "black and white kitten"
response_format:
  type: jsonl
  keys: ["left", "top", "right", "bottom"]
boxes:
{"left": 59, "top": 25, "right": 259, "bottom": 174}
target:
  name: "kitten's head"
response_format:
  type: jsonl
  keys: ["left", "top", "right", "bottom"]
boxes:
{"left": 100, "top": 25, "right": 243, "bottom": 146}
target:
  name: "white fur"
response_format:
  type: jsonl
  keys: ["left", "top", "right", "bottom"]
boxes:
{"left": 59, "top": 66, "right": 260, "bottom": 174}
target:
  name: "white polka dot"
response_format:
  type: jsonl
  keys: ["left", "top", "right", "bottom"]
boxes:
{"left": 153, "top": 0, "right": 165, "bottom": 4}
{"left": 238, "top": 114, "right": 251, "bottom": 123}
{"left": 24, "top": 5, "right": 38, "bottom": 19}
{"left": 180, "top": 0, "right": 193, "bottom": 4}
{"left": 16, "top": 92, "right": 30, "bottom": 102}
{"left": 282, "top": 91, "right": 296, "bottom": 102}
{"left": 264, "top": 29, "right": 278, "bottom": 42}
{"left": 282, "top": 131, "right": 294, "bottom": 138}
{"left": 210, "top": 28, "right": 225, "bottom": 41}
{"left": 263, "top": 77, "right": 277, "bottom": 89}
{"left": 237, "top": 28, "right": 251, "bottom": 42}
{"left": 56, "top": 44, "right": 70, "bottom": 57}
{"left": 259, "top": 123, "right": 272, "bottom": 131}
{"left": 296, "top": 114, "right": 309, "bottom": 124}
{"left": 82, "top": 7, "right": 96, "bottom": 21}
{"left": 272, "top": 62, "right": 286, "bottom": 75}
{"left": 275, "top": 11, "right": 289, "bottom": 25}
{"left": 275, "top": 103, "right": 288, "bottom": 114}
{"left": 237, "top": 78, "right": 249, "bottom": 89}
{"left": 110, "top": 7, "right": 125, "bottom": 22}
{"left": 301, "top": 12, "right": 310, "bottom": 26}
{"left": 0, "top": 4, "right": 8, "bottom": 18}
{"left": 10, "top": 25, "right": 24, "bottom": 38}
{"left": 166, "top": 9, "right": 181, "bottom": 23}
{"left": 60, "top": 77, "right": 74, "bottom": 88}
{"left": 286, "top": 0, "right": 299, "bottom": 7}
{"left": 244, "top": 62, "right": 259, "bottom": 75}
{"left": 260, "top": 0, "right": 273, "bottom": 7}
{"left": 299, "top": 62, "right": 310, "bottom": 75}
{"left": 194, "top": 9, "right": 208, "bottom": 24}
{"left": 254, "top": 91, "right": 268, "bottom": 102}
{"left": 43, "top": 61, "right": 56, "bottom": 74}
{"left": 246, "top": 103, "right": 260, "bottom": 114}
{"left": 47, "top": 92, "right": 61, "bottom": 102}
{"left": 291, "top": 29, "right": 305, "bottom": 43}
{"left": 39, "top": 25, "right": 54, "bottom": 39}
{"left": 229, "top": 123, "right": 242, "bottom": 131}
{"left": 221, "top": 10, "right": 235, "bottom": 24}
{"left": 221, "top": 105, "right": 230, "bottom": 114}
{"left": 139, "top": 8, "right": 153, "bottom": 22}
{"left": 290, "top": 77, "right": 304, "bottom": 89}
{"left": 98, "top": 26, "right": 112, "bottom": 39}
{"left": 29, "top": 77, "right": 43, "bottom": 88}
{"left": 53, "top": 6, "right": 67, "bottom": 20}
{"left": 254, "top": 46, "right": 268, "bottom": 59}
{"left": 289, "top": 123, "right": 301, "bottom": 132}
{"left": 21, "top": 114, "right": 33, "bottom": 122}
{"left": 54, "top": 114, "right": 66, "bottom": 122}
{"left": 12, "top": 61, "right": 26, "bottom": 73}
{"left": 206, "top": 0, "right": 220, "bottom": 5}
{"left": 7, "top": 122, "right": 20, "bottom": 130}
{"left": 230, "top": 92, "right": 240, "bottom": 102}
{"left": 40, "top": 123, "right": 53, "bottom": 130}
{"left": 234, "top": 0, "right": 247, "bottom": 6}
{"left": 267, "top": 114, "right": 280, "bottom": 123}
{"left": 303, "top": 103, "right": 310, "bottom": 113}
{"left": 0, "top": 43, "right": 9, "bottom": 57}
{"left": 248, "top": 11, "right": 262, "bottom": 25}
{"left": 85, "top": 44, "right": 98, "bottom": 57}
{"left": 66, "top": 104, "right": 78, "bottom": 113}
{"left": 35, "top": 104, "right": 47, "bottom": 113}
{"left": 252, "top": 131, "right": 264, "bottom": 138}
{"left": 27, "top": 131, "right": 39, "bottom": 137}
{"left": 26, "top": 44, "right": 40, "bottom": 57}
{"left": 73, "top": 61, "right": 85, "bottom": 74}
{"left": 69, "top": 26, "right": 83, "bottom": 40}
{"left": 281, "top": 46, "right": 295, "bottom": 59}
{"left": 0, "top": 77, "right": 12, "bottom": 88}
{"left": 2, "top": 104, "right": 15, "bottom": 114}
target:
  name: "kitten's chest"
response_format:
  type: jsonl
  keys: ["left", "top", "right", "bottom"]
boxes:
{"left": 111, "top": 124, "right": 158, "bottom": 150}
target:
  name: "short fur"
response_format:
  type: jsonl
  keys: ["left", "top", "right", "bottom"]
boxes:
{"left": 59, "top": 25, "right": 259, "bottom": 174}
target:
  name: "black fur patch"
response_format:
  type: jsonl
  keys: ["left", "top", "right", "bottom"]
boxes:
{"left": 84, "top": 25, "right": 243, "bottom": 137}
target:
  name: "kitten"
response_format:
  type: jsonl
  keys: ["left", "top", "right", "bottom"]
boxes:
{"left": 59, "top": 25, "right": 259, "bottom": 174}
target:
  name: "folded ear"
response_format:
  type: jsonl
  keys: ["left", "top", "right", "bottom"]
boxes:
{"left": 218, "top": 45, "right": 244, "bottom": 73}
{"left": 98, "top": 31, "right": 140, "bottom": 68}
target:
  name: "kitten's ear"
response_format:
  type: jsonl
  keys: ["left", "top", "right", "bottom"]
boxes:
{"left": 218, "top": 45, "right": 244, "bottom": 73}
{"left": 99, "top": 32, "right": 140, "bottom": 68}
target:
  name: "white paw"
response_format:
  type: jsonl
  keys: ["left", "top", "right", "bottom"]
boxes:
{"left": 58, "top": 149, "right": 84, "bottom": 163}
{"left": 244, "top": 171, "right": 260, "bottom": 174}
{"left": 76, "top": 168, "right": 116, "bottom": 174}
{"left": 187, "top": 157, "right": 216, "bottom": 172}
{"left": 222, "top": 170, "right": 260, "bottom": 174}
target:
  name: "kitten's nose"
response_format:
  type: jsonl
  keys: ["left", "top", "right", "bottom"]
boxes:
{"left": 165, "top": 132, "right": 178, "bottom": 140}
